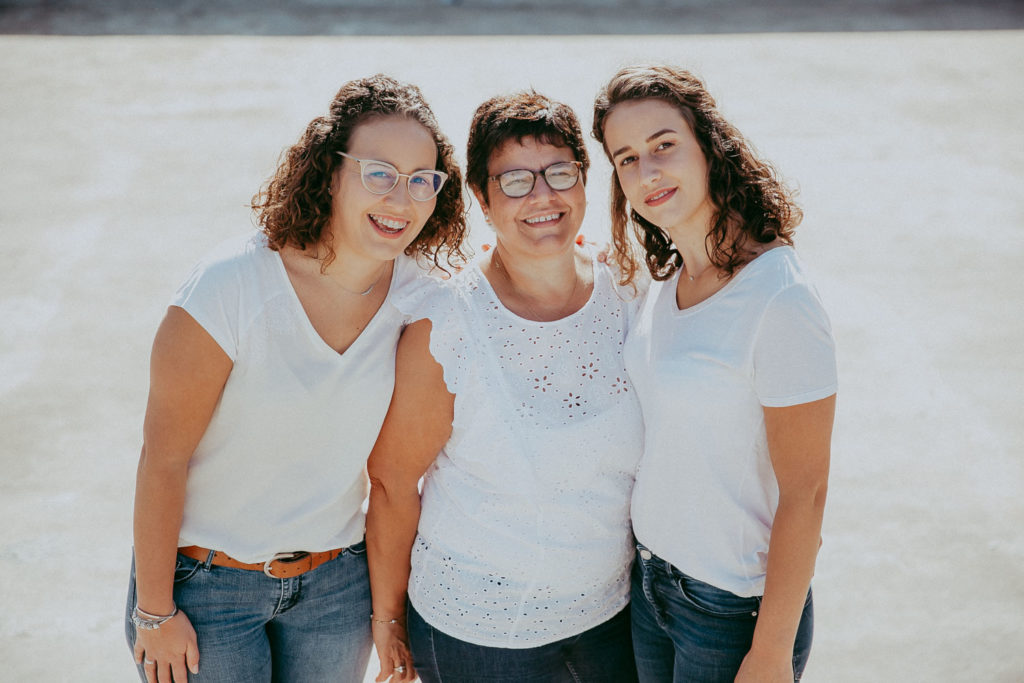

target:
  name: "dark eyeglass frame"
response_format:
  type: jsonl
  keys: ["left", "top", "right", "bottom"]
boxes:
{"left": 336, "top": 151, "right": 448, "bottom": 202}
{"left": 487, "top": 160, "right": 583, "bottom": 199}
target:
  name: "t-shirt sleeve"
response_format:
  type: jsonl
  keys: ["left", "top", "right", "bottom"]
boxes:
{"left": 169, "top": 254, "right": 242, "bottom": 360}
{"left": 753, "top": 283, "right": 838, "bottom": 407}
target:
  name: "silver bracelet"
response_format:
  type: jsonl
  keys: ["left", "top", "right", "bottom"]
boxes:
{"left": 132, "top": 604, "right": 179, "bottom": 631}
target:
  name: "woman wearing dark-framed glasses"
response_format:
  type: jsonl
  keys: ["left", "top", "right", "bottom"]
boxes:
{"left": 125, "top": 74, "right": 466, "bottom": 683}
{"left": 365, "top": 91, "right": 643, "bottom": 682}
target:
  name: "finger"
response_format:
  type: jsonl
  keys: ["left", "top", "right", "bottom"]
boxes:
{"left": 157, "top": 659, "right": 172, "bottom": 683}
{"left": 133, "top": 641, "right": 145, "bottom": 665}
{"left": 374, "top": 653, "right": 391, "bottom": 682}
{"left": 186, "top": 637, "right": 200, "bottom": 674}
{"left": 142, "top": 656, "right": 157, "bottom": 683}
{"left": 171, "top": 656, "right": 188, "bottom": 683}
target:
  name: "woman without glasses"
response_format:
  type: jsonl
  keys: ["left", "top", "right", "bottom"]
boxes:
{"left": 125, "top": 74, "right": 466, "bottom": 683}
{"left": 593, "top": 64, "right": 837, "bottom": 682}
{"left": 365, "top": 91, "right": 643, "bottom": 683}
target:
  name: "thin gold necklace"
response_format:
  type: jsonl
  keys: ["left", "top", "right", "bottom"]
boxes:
{"left": 491, "top": 249, "right": 581, "bottom": 321}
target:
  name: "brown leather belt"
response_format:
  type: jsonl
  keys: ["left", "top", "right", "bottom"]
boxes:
{"left": 178, "top": 545, "right": 345, "bottom": 579}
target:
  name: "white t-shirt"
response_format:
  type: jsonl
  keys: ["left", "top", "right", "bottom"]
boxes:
{"left": 171, "top": 232, "right": 424, "bottom": 563}
{"left": 395, "top": 252, "right": 645, "bottom": 648}
{"left": 625, "top": 246, "right": 837, "bottom": 597}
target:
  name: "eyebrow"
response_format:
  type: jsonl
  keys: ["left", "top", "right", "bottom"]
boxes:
{"left": 610, "top": 128, "right": 678, "bottom": 159}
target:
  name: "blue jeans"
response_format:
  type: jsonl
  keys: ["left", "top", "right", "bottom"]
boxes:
{"left": 631, "top": 544, "right": 813, "bottom": 683}
{"left": 125, "top": 541, "right": 372, "bottom": 682}
{"left": 408, "top": 602, "right": 638, "bottom": 683}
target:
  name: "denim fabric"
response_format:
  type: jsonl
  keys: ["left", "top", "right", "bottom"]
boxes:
{"left": 125, "top": 541, "right": 372, "bottom": 682}
{"left": 408, "top": 602, "right": 638, "bottom": 683}
{"left": 631, "top": 544, "right": 813, "bottom": 683}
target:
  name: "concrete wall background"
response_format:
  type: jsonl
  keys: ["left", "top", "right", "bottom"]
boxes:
{"left": 1, "top": 4, "right": 1022, "bottom": 682}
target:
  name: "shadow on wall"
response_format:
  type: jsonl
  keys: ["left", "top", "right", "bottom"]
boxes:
{"left": 2, "top": 0, "right": 1023, "bottom": 35}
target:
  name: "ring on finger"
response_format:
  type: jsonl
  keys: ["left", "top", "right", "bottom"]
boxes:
{"left": 394, "top": 665, "right": 406, "bottom": 673}
{"left": 144, "top": 657, "right": 156, "bottom": 665}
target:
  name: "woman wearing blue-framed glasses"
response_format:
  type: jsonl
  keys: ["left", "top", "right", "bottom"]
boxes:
{"left": 366, "top": 91, "right": 644, "bottom": 682}
{"left": 125, "top": 74, "right": 467, "bottom": 683}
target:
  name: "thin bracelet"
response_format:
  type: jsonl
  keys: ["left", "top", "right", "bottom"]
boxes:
{"left": 135, "top": 604, "right": 178, "bottom": 621}
{"left": 370, "top": 613, "right": 404, "bottom": 625}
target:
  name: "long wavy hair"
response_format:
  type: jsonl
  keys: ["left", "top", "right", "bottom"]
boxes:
{"left": 466, "top": 90, "right": 589, "bottom": 205}
{"left": 251, "top": 74, "right": 468, "bottom": 272}
{"left": 592, "top": 64, "right": 800, "bottom": 285}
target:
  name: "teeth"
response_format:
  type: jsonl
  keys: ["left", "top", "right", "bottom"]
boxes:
{"left": 524, "top": 213, "right": 560, "bottom": 224}
{"left": 370, "top": 214, "right": 407, "bottom": 231}
{"left": 648, "top": 189, "right": 672, "bottom": 202}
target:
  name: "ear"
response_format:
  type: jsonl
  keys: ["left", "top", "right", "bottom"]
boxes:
{"left": 472, "top": 188, "right": 491, "bottom": 222}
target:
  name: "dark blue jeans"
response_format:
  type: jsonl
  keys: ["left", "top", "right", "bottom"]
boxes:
{"left": 125, "top": 541, "right": 372, "bottom": 682}
{"left": 631, "top": 544, "right": 813, "bottom": 683}
{"left": 408, "top": 602, "right": 638, "bottom": 683}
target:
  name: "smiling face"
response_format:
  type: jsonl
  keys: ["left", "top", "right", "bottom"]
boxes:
{"left": 602, "top": 98, "right": 716, "bottom": 243}
{"left": 328, "top": 115, "right": 439, "bottom": 263}
{"left": 476, "top": 136, "right": 586, "bottom": 259}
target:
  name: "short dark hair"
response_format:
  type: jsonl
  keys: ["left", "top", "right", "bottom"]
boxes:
{"left": 466, "top": 90, "right": 589, "bottom": 204}
{"left": 252, "top": 74, "right": 468, "bottom": 271}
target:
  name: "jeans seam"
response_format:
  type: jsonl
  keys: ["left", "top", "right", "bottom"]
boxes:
{"left": 429, "top": 616, "right": 443, "bottom": 683}
{"left": 565, "top": 659, "right": 582, "bottom": 683}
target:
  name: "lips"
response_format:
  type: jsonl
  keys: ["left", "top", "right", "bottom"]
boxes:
{"left": 644, "top": 188, "right": 676, "bottom": 207}
{"left": 369, "top": 213, "right": 409, "bottom": 236}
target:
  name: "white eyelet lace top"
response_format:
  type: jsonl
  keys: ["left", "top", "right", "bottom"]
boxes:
{"left": 393, "top": 250, "right": 645, "bottom": 648}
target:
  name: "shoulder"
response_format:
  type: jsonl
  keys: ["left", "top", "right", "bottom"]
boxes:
{"left": 183, "top": 232, "right": 274, "bottom": 289}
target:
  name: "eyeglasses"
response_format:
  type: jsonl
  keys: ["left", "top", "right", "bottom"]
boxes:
{"left": 488, "top": 161, "right": 583, "bottom": 199}
{"left": 336, "top": 151, "right": 448, "bottom": 202}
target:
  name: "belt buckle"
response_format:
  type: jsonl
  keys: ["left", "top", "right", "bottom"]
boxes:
{"left": 263, "top": 551, "right": 309, "bottom": 578}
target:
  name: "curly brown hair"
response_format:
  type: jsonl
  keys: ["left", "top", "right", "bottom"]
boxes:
{"left": 466, "top": 90, "right": 589, "bottom": 205}
{"left": 592, "top": 64, "right": 801, "bottom": 285}
{"left": 251, "top": 74, "right": 468, "bottom": 272}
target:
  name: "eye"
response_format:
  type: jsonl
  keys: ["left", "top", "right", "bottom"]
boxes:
{"left": 617, "top": 155, "right": 637, "bottom": 167}
{"left": 409, "top": 175, "right": 430, "bottom": 187}
{"left": 655, "top": 140, "right": 675, "bottom": 152}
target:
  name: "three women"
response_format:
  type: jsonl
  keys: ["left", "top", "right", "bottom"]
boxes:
{"left": 127, "top": 65, "right": 835, "bottom": 683}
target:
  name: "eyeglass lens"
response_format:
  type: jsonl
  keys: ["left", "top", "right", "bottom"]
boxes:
{"left": 360, "top": 161, "right": 445, "bottom": 201}
{"left": 498, "top": 162, "right": 580, "bottom": 198}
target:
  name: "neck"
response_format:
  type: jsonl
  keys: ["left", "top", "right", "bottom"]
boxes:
{"left": 309, "top": 242, "right": 391, "bottom": 295}
{"left": 493, "top": 244, "right": 579, "bottom": 294}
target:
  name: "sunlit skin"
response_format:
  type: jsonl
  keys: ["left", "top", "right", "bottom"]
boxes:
{"left": 329, "top": 115, "right": 439, "bottom": 265}
{"left": 603, "top": 98, "right": 716, "bottom": 248}
{"left": 477, "top": 137, "right": 586, "bottom": 261}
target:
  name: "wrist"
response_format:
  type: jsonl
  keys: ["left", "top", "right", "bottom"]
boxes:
{"left": 370, "top": 612, "right": 406, "bottom": 625}
{"left": 132, "top": 603, "right": 179, "bottom": 631}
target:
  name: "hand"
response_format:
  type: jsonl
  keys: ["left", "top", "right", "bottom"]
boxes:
{"left": 133, "top": 611, "right": 199, "bottom": 683}
{"left": 734, "top": 648, "right": 793, "bottom": 683}
{"left": 372, "top": 619, "right": 416, "bottom": 682}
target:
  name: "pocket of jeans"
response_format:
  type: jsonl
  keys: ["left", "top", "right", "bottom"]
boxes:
{"left": 345, "top": 539, "right": 367, "bottom": 556}
{"left": 173, "top": 555, "right": 203, "bottom": 584}
{"left": 674, "top": 573, "right": 759, "bottom": 619}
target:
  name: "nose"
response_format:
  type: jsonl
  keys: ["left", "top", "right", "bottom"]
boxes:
{"left": 384, "top": 178, "right": 415, "bottom": 207}
{"left": 638, "top": 156, "right": 661, "bottom": 187}
{"left": 528, "top": 173, "right": 558, "bottom": 201}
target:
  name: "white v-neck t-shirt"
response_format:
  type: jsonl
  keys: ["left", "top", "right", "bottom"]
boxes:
{"left": 625, "top": 246, "right": 837, "bottom": 597}
{"left": 393, "top": 251, "right": 645, "bottom": 648}
{"left": 170, "top": 232, "right": 423, "bottom": 563}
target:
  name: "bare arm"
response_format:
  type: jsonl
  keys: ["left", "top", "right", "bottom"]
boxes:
{"left": 132, "top": 306, "right": 232, "bottom": 683}
{"left": 736, "top": 394, "right": 835, "bottom": 683}
{"left": 365, "top": 319, "right": 454, "bottom": 683}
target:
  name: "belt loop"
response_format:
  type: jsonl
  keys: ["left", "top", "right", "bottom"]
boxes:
{"left": 203, "top": 549, "right": 215, "bottom": 570}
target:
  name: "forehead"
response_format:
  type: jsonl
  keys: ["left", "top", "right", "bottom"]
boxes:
{"left": 603, "top": 98, "right": 692, "bottom": 146}
{"left": 488, "top": 136, "right": 574, "bottom": 172}
{"left": 347, "top": 115, "right": 437, "bottom": 167}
